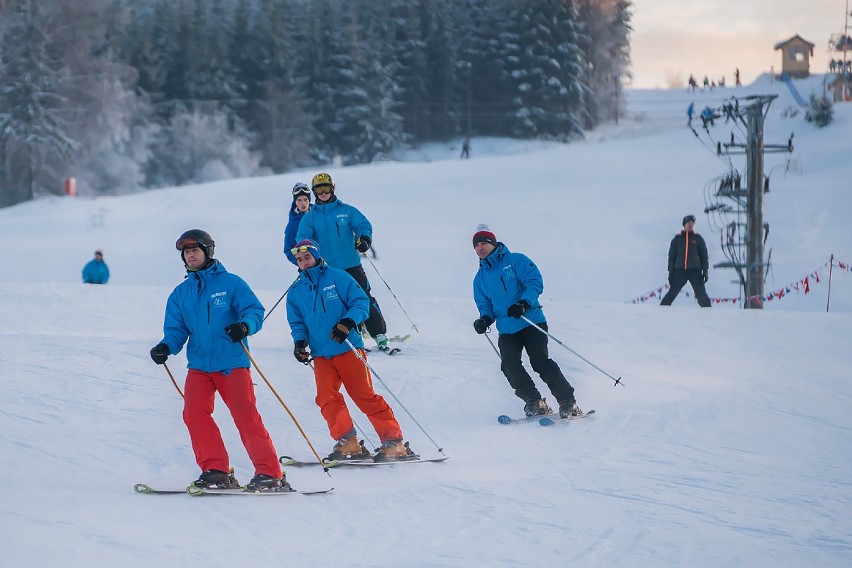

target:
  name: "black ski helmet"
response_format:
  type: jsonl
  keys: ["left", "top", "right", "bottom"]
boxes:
{"left": 176, "top": 229, "right": 215, "bottom": 260}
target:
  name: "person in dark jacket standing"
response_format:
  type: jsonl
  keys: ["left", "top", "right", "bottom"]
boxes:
{"left": 82, "top": 250, "right": 109, "bottom": 284}
{"left": 660, "top": 215, "right": 712, "bottom": 307}
{"left": 283, "top": 182, "right": 312, "bottom": 266}
{"left": 471, "top": 224, "right": 583, "bottom": 419}
{"left": 149, "top": 229, "right": 285, "bottom": 491}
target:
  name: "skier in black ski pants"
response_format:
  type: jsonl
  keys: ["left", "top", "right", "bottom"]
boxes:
{"left": 660, "top": 214, "right": 712, "bottom": 307}
{"left": 470, "top": 224, "right": 583, "bottom": 420}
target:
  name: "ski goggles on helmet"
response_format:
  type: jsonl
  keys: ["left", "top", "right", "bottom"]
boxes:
{"left": 312, "top": 184, "right": 333, "bottom": 195}
{"left": 292, "top": 185, "right": 311, "bottom": 198}
{"left": 290, "top": 242, "right": 319, "bottom": 256}
{"left": 176, "top": 237, "right": 205, "bottom": 251}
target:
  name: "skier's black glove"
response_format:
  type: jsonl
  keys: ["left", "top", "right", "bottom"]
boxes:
{"left": 473, "top": 316, "right": 493, "bottom": 334}
{"left": 294, "top": 340, "right": 311, "bottom": 364}
{"left": 355, "top": 236, "right": 371, "bottom": 253}
{"left": 330, "top": 318, "right": 357, "bottom": 343}
{"left": 702, "top": 270, "right": 709, "bottom": 283}
{"left": 667, "top": 272, "right": 673, "bottom": 285}
{"left": 224, "top": 322, "right": 249, "bottom": 343}
{"left": 150, "top": 343, "right": 170, "bottom": 365}
{"left": 507, "top": 300, "right": 530, "bottom": 319}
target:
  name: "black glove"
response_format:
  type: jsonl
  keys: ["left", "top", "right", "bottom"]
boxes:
{"left": 702, "top": 270, "right": 709, "bottom": 283}
{"left": 473, "top": 316, "right": 494, "bottom": 334}
{"left": 355, "top": 236, "right": 371, "bottom": 253}
{"left": 224, "top": 322, "right": 249, "bottom": 343}
{"left": 294, "top": 340, "right": 311, "bottom": 364}
{"left": 330, "top": 318, "right": 357, "bottom": 343}
{"left": 668, "top": 272, "right": 673, "bottom": 285}
{"left": 150, "top": 343, "right": 170, "bottom": 365}
{"left": 507, "top": 300, "right": 530, "bottom": 319}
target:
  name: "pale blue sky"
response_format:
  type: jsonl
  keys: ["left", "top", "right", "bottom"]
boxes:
{"left": 630, "top": 0, "right": 848, "bottom": 87}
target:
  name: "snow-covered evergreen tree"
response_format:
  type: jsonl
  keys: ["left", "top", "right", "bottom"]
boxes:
{"left": 580, "top": 0, "right": 632, "bottom": 126}
{"left": 0, "top": 0, "right": 77, "bottom": 206}
{"left": 504, "top": 0, "right": 587, "bottom": 140}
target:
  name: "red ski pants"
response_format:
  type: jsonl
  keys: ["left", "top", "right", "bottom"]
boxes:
{"left": 313, "top": 350, "right": 403, "bottom": 442}
{"left": 183, "top": 368, "right": 281, "bottom": 478}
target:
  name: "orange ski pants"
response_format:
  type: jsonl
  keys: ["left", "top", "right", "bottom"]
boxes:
{"left": 313, "top": 350, "right": 403, "bottom": 442}
{"left": 183, "top": 368, "right": 281, "bottom": 478}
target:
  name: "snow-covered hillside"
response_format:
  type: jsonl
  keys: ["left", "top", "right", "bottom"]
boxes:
{"left": 1, "top": 76, "right": 850, "bottom": 567}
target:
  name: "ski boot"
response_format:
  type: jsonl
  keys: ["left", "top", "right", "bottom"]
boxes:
{"left": 246, "top": 472, "right": 292, "bottom": 492}
{"left": 375, "top": 334, "right": 389, "bottom": 352}
{"left": 558, "top": 401, "right": 584, "bottom": 419}
{"left": 523, "top": 398, "right": 552, "bottom": 417}
{"left": 373, "top": 440, "right": 416, "bottom": 462}
{"left": 192, "top": 469, "right": 240, "bottom": 489}
{"left": 326, "top": 429, "right": 372, "bottom": 462}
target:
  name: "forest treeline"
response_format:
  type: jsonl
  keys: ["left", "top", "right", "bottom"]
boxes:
{"left": 0, "top": 0, "right": 631, "bottom": 206}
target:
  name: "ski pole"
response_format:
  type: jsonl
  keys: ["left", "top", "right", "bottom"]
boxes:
{"left": 263, "top": 276, "right": 300, "bottom": 322}
{"left": 163, "top": 362, "right": 184, "bottom": 398}
{"left": 240, "top": 344, "right": 331, "bottom": 473}
{"left": 520, "top": 316, "right": 624, "bottom": 387}
{"left": 345, "top": 338, "right": 444, "bottom": 454}
{"left": 483, "top": 330, "right": 501, "bottom": 359}
{"left": 363, "top": 255, "right": 420, "bottom": 333}
{"left": 308, "top": 360, "right": 377, "bottom": 451}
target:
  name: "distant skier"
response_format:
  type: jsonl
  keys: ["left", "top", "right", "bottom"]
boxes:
{"left": 149, "top": 229, "right": 286, "bottom": 491}
{"left": 660, "top": 215, "right": 712, "bottom": 308}
{"left": 286, "top": 238, "right": 413, "bottom": 462}
{"left": 735, "top": 67, "right": 741, "bottom": 86}
{"left": 687, "top": 102, "right": 695, "bottom": 125}
{"left": 470, "top": 224, "right": 583, "bottom": 419}
{"left": 700, "top": 106, "right": 715, "bottom": 128}
{"left": 82, "top": 249, "right": 109, "bottom": 284}
{"left": 460, "top": 137, "right": 471, "bottom": 159}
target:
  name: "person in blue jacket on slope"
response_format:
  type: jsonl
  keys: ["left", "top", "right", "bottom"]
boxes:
{"left": 283, "top": 182, "right": 313, "bottom": 266}
{"left": 296, "top": 172, "right": 390, "bottom": 351}
{"left": 82, "top": 250, "right": 109, "bottom": 284}
{"left": 471, "top": 224, "right": 583, "bottom": 420}
{"left": 148, "top": 229, "right": 285, "bottom": 492}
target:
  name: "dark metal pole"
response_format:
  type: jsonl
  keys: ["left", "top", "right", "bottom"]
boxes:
{"left": 745, "top": 101, "right": 766, "bottom": 309}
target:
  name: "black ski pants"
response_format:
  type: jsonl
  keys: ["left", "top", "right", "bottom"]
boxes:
{"left": 344, "top": 265, "right": 387, "bottom": 337}
{"left": 497, "top": 323, "right": 575, "bottom": 405}
{"left": 660, "top": 269, "right": 711, "bottom": 307}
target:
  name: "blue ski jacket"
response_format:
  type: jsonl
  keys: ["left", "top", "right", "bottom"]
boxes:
{"left": 295, "top": 198, "right": 371, "bottom": 270}
{"left": 473, "top": 243, "right": 547, "bottom": 335}
{"left": 159, "top": 261, "right": 264, "bottom": 372}
{"left": 82, "top": 259, "right": 110, "bottom": 284}
{"left": 283, "top": 198, "right": 312, "bottom": 265}
{"left": 286, "top": 260, "right": 369, "bottom": 358}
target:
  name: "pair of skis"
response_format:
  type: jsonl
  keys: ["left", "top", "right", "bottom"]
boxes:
{"left": 278, "top": 454, "right": 449, "bottom": 468}
{"left": 135, "top": 450, "right": 449, "bottom": 495}
{"left": 134, "top": 483, "right": 333, "bottom": 496}
{"left": 498, "top": 409, "right": 596, "bottom": 426}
